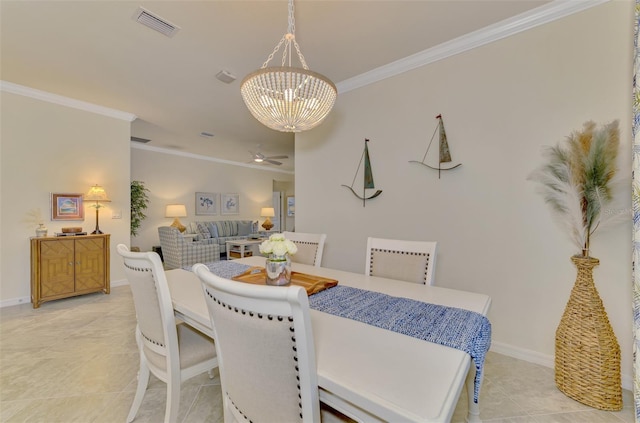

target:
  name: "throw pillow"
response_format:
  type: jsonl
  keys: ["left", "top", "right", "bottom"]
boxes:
{"left": 187, "top": 222, "right": 199, "bottom": 234}
{"left": 238, "top": 221, "right": 252, "bottom": 236}
{"left": 215, "top": 221, "right": 230, "bottom": 237}
{"left": 207, "top": 222, "right": 219, "bottom": 238}
{"left": 230, "top": 221, "right": 239, "bottom": 236}
{"left": 196, "top": 222, "right": 212, "bottom": 239}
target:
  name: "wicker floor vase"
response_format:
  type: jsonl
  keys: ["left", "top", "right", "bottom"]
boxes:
{"left": 554, "top": 255, "right": 622, "bottom": 410}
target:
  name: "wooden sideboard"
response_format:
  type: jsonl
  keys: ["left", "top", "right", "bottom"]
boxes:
{"left": 30, "top": 234, "right": 110, "bottom": 308}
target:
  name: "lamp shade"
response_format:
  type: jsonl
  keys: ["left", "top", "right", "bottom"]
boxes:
{"left": 261, "top": 207, "right": 275, "bottom": 217}
{"left": 85, "top": 185, "right": 111, "bottom": 202}
{"left": 165, "top": 204, "right": 187, "bottom": 218}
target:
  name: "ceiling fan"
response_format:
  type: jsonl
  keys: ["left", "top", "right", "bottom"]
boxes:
{"left": 249, "top": 146, "right": 288, "bottom": 165}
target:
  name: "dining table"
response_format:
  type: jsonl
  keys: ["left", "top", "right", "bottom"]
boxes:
{"left": 166, "top": 256, "right": 492, "bottom": 423}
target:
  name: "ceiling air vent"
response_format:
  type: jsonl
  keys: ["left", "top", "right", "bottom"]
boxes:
{"left": 133, "top": 7, "right": 180, "bottom": 38}
{"left": 130, "top": 136, "right": 151, "bottom": 144}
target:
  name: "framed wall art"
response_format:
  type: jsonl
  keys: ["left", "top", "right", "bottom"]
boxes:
{"left": 221, "top": 193, "right": 239, "bottom": 215}
{"left": 287, "top": 196, "right": 295, "bottom": 217}
{"left": 195, "top": 192, "right": 218, "bottom": 215}
{"left": 51, "top": 193, "right": 84, "bottom": 220}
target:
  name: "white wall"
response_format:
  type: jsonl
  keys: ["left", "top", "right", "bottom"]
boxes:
{"left": 0, "top": 88, "right": 133, "bottom": 305}
{"left": 131, "top": 146, "right": 294, "bottom": 252}
{"left": 295, "top": 2, "right": 634, "bottom": 385}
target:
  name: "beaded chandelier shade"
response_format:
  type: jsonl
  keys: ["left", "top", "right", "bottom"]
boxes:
{"left": 240, "top": 0, "right": 337, "bottom": 132}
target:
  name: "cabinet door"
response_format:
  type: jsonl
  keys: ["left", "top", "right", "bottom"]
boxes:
{"left": 40, "top": 239, "right": 75, "bottom": 298}
{"left": 75, "top": 237, "right": 106, "bottom": 292}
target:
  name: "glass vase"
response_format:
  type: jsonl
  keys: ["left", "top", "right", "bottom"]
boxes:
{"left": 265, "top": 254, "right": 292, "bottom": 286}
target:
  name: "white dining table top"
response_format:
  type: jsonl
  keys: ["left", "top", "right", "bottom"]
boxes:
{"left": 166, "top": 256, "right": 491, "bottom": 422}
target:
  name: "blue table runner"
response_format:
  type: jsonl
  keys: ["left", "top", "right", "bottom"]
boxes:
{"left": 309, "top": 285, "right": 491, "bottom": 403}
{"left": 185, "top": 261, "right": 252, "bottom": 279}
{"left": 192, "top": 261, "right": 491, "bottom": 402}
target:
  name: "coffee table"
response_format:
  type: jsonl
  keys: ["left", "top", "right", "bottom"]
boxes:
{"left": 226, "top": 239, "right": 263, "bottom": 260}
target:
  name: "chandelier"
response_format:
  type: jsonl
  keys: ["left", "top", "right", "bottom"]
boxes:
{"left": 240, "top": 0, "right": 337, "bottom": 132}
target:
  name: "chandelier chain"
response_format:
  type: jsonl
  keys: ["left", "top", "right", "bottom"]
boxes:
{"left": 261, "top": 35, "right": 286, "bottom": 69}
{"left": 288, "top": 0, "right": 295, "bottom": 35}
{"left": 260, "top": 0, "right": 309, "bottom": 70}
{"left": 241, "top": 0, "right": 337, "bottom": 132}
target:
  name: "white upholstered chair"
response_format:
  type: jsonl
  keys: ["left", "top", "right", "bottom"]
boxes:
{"left": 365, "top": 237, "right": 437, "bottom": 285}
{"left": 282, "top": 231, "right": 327, "bottom": 267}
{"left": 194, "top": 263, "right": 321, "bottom": 423}
{"left": 117, "top": 245, "right": 218, "bottom": 423}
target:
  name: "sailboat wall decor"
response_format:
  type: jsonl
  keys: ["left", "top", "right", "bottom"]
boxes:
{"left": 409, "top": 114, "right": 462, "bottom": 178}
{"left": 342, "top": 138, "right": 383, "bottom": 207}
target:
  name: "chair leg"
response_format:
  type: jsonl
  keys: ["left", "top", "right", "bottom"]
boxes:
{"left": 165, "top": 374, "right": 181, "bottom": 423}
{"left": 127, "top": 359, "right": 150, "bottom": 423}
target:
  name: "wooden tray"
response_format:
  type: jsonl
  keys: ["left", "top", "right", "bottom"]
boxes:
{"left": 232, "top": 267, "right": 338, "bottom": 295}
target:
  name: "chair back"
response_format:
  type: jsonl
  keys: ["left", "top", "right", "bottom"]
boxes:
{"left": 194, "top": 263, "right": 320, "bottom": 423}
{"left": 282, "top": 231, "right": 327, "bottom": 267}
{"left": 365, "top": 237, "right": 437, "bottom": 285}
{"left": 117, "top": 244, "right": 179, "bottom": 373}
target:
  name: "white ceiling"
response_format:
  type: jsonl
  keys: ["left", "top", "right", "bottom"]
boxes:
{"left": 1, "top": 0, "right": 557, "bottom": 172}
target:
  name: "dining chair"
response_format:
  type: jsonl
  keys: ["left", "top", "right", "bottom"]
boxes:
{"left": 365, "top": 237, "right": 437, "bottom": 285}
{"left": 282, "top": 231, "right": 327, "bottom": 267}
{"left": 117, "top": 245, "right": 218, "bottom": 423}
{"left": 194, "top": 263, "right": 322, "bottom": 423}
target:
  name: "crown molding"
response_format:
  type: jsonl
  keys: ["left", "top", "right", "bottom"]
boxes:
{"left": 131, "top": 142, "right": 294, "bottom": 175}
{"left": 336, "top": 0, "right": 610, "bottom": 94}
{"left": 0, "top": 80, "right": 137, "bottom": 122}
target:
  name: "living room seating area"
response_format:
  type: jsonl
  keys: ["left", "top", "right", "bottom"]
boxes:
{"left": 185, "top": 220, "right": 258, "bottom": 254}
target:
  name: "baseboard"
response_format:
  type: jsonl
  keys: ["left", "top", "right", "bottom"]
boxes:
{"left": 491, "top": 341, "right": 633, "bottom": 391}
{"left": 0, "top": 296, "right": 31, "bottom": 308}
{"left": 0, "top": 279, "right": 129, "bottom": 308}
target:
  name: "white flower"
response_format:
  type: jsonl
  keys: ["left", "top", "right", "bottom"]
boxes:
{"left": 258, "top": 233, "right": 297, "bottom": 256}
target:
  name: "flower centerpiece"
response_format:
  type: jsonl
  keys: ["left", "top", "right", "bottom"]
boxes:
{"left": 259, "top": 233, "right": 298, "bottom": 285}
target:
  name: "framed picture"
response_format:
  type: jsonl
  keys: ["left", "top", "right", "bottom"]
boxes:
{"left": 51, "top": 193, "right": 84, "bottom": 220}
{"left": 221, "top": 193, "right": 239, "bottom": 215}
{"left": 195, "top": 192, "right": 218, "bottom": 215}
{"left": 287, "top": 196, "right": 295, "bottom": 217}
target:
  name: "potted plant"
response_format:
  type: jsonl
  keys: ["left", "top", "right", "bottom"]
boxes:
{"left": 529, "top": 120, "right": 622, "bottom": 410}
{"left": 130, "top": 181, "right": 149, "bottom": 237}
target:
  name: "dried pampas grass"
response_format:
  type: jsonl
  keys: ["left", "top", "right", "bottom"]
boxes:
{"left": 529, "top": 120, "right": 620, "bottom": 257}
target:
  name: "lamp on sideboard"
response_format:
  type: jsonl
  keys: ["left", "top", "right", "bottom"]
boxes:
{"left": 261, "top": 207, "right": 275, "bottom": 231}
{"left": 166, "top": 204, "right": 187, "bottom": 233}
{"left": 85, "top": 184, "right": 111, "bottom": 234}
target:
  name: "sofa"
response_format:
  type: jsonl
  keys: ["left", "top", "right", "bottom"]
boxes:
{"left": 185, "top": 220, "right": 259, "bottom": 254}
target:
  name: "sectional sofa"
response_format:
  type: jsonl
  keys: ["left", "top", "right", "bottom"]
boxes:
{"left": 185, "top": 220, "right": 259, "bottom": 254}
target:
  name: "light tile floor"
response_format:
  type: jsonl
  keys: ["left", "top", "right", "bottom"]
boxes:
{"left": 0, "top": 286, "right": 635, "bottom": 423}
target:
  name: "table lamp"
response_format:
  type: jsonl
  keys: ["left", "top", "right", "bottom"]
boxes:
{"left": 261, "top": 207, "right": 275, "bottom": 231}
{"left": 85, "top": 184, "right": 111, "bottom": 234}
{"left": 166, "top": 204, "right": 187, "bottom": 232}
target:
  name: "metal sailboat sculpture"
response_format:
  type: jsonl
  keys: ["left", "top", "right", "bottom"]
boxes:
{"left": 342, "top": 138, "right": 383, "bottom": 207}
{"left": 409, "top": 114, "right": 462, "bottom": 178}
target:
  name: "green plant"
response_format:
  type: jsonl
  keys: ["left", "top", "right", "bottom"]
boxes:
{"left": 529, "top": 120, "right": 620, "bottom": 257}
{"left": 130, "top": 180, "right": 149, "bottom": 236}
